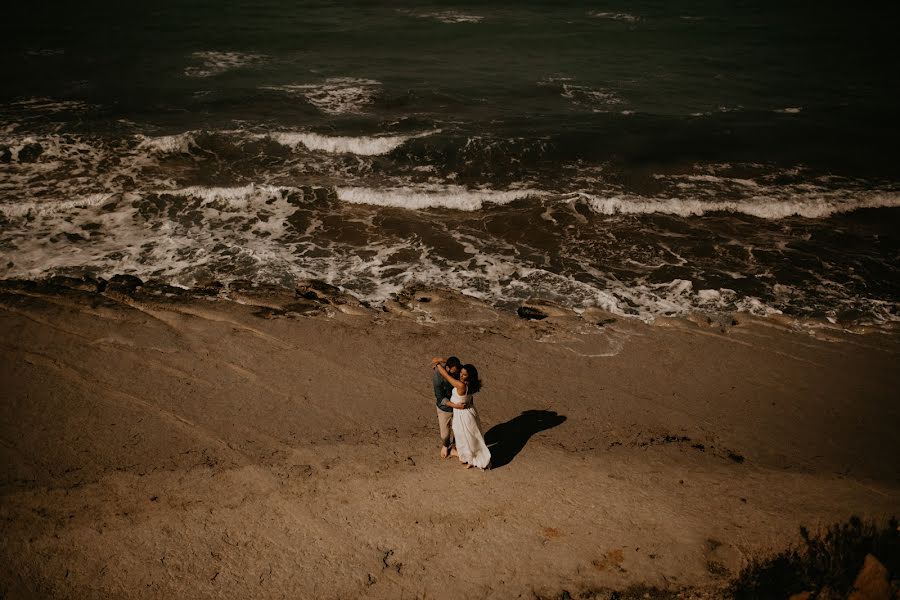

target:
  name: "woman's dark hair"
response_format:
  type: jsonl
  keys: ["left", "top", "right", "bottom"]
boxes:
{"left": 462, "top": 364, "right": 482, "bottom": 394}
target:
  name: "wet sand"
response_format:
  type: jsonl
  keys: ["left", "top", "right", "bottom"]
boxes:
{"left": 1, "top": 279, "right": 898, "bottom": 599}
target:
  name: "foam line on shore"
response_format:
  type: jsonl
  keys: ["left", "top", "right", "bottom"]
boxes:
{"left": 579, "top": 192, "right": 900, "bottom": 219}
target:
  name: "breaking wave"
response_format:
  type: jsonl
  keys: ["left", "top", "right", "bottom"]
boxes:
{"left": 261, "top": 78, "right": 381, "bottom": 114}
{"left": 267, "top": 130, "right": 435, "bottom": 156}
{"left": 184, "top": 51, "right": 267, "bottom": 78}
{"left": 336, "top": 185, "right": 540, "bottom": 210}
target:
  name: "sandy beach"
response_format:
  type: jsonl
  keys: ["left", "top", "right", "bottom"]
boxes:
{"left": 1, "top": 278, "right": 898, "bottom": 599}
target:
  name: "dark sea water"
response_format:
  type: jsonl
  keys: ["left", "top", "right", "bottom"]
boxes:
{"left": 2, "top": 2, "right": 899, "bottom": 326}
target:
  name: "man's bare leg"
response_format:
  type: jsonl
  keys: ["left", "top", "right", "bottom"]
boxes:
{"left": 437, "top": 407, "right": 453, "bottom": 459}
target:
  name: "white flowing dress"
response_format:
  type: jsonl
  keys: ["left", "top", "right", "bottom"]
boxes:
{"left": 450, "top": 387, "right": 491, "bottom": 469}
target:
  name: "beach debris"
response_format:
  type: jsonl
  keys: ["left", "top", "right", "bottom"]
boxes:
{"left": 380, "top": 548, "right": 402, "bottom": 573}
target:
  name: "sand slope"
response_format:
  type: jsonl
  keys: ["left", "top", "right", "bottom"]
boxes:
{"left": 1, "top": 281, "right": 898, "bottom": 599}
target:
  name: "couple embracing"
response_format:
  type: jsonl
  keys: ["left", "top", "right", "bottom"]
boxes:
{"left": 431, "top": 356, "right": 492, "bottom": 470}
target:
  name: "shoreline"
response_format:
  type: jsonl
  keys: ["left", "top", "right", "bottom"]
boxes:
{"left": 1, "top": 276, "right": 898, "bottom": 598}
{"left": 4, "top": 273, "right": 898, "bottom": 339}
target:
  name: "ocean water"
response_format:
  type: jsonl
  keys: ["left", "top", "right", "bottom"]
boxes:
{"left": 2, "top": 1, "right": 899, "bottom": 326}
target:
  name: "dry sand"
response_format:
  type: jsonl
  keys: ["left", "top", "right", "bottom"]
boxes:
{"left": 1, "top": 278, "right": 898, "bottom": 599}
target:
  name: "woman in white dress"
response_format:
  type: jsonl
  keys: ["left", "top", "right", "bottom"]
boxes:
{"left": 433, "top": 360, "right": 491, "bottom": 470}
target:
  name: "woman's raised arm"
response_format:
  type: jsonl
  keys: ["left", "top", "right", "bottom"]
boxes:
{"left": 435, "top": 363, "right": 468, "bottom": 409}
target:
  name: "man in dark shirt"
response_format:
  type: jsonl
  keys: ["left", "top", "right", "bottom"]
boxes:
{"left": 432, "top": 356, "right": 462, "bottom": 458}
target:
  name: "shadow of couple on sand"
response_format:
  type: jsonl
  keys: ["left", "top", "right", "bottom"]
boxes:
{"left": 485, "top": 410, "right": 567, "bottom": 469}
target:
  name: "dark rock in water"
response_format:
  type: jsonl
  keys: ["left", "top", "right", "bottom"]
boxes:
{"left": 228, "top": 280, "right": 292, "bottom": 298}
{"left": 416, "top": 296, "right": 431, "bottom": 303}
{"left": 47, "top": 275, "right": 99, "bottom": 293}
{"left": 837, "top": 308, "right": 866, "bottom": 327}
{"left": 192, "top": 282, "right": 224, "bottom": 297}
{"left": 17, "top": 143, "right": 43, "bottom": 163}
{"left": 137, "top": 280, "right": 195, "bottom": 301}
{"left": 296, "top": 280, "right": 342, "bottom": 302}
{"left": 106, "top": 274, "right": 144, "bottom": 295}
{"left": 64, "top": 232, "right": 86, "bottom": 243}
{"left": 0, "top": 145, "right": 11, "bottom": 163}
{"left": 517, "top": 306, "right": 548, "bottom": 320}
{"left": 0, "top": 279, "right": 41, "bottom": 293}
{"left": 228, "top": 279, "right": 257, "bottom": 292}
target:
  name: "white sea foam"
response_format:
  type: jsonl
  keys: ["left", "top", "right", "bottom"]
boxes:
{"left": 336, "top": 185, "right": 540, "bottom": 210}
{"left": 9, "top": 98, "right": 92, "bottom": 114}
{"left": 267, "top": 130, "right": 433, "bottom": 156}
{"left": 580, "top": 192, "right": 900, "bottom": 219}
{"left": 136, "top": 132, "right": 198, "bottom": 154}
{"left": 661, "top": 174, "right": 760, "bottom": 188}
{"left": 1, "top": 193, "right": 115, "bottom": 218}
{"left": 541, "top": 78, "right": 625, "bottom": 111}
{"left": 562, "top": 83, "right": 623, "bottom": 107}
{"left": 185, "top": 51, "right": 267, "bottom": 78}
{"left": 0, "top": 133, "right": 139, "bottom": 207}
{"left": 398, "top": 9, "right": 484, "bottom": 23}
{"left": 261, "top": 78, "right": 381, "bottom": 114}
{"left": 588, "top": 11, "right": 640, "bottom": 22}
{"left": 154, "top": 184, "right": 291, "bottom": 207}
{"left": 776, "top": 107, "right": 803, "bottom": 114}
